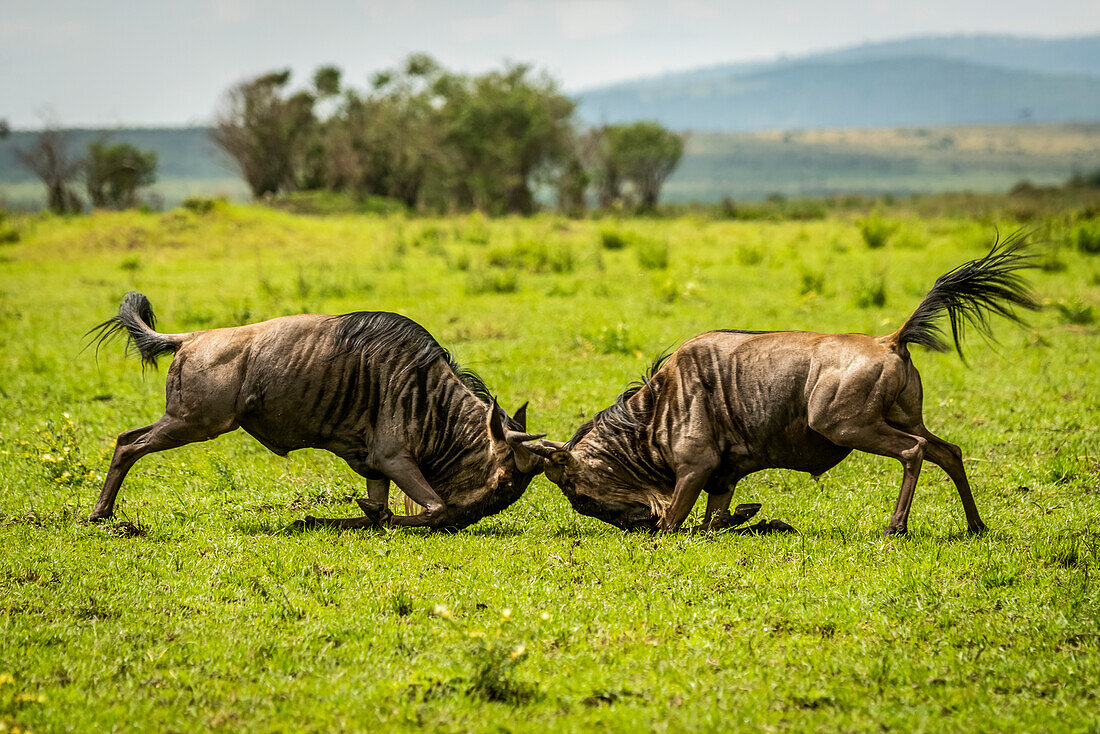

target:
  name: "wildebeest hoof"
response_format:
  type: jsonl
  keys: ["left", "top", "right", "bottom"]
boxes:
{"left": 742, "top": 518, "right": 800, "bottom": 535}
{"left": 883, "top": 525, "right": 908, "bottom": 537}
{"left": 968, "top": 522, "right": 987, "bottom": 535}
{"left": 87, "top": 513, "right": 110, "bottom": 524}
{"left": 291, "top": 515, "right": 318, "bottom": 531}
{"left": 729, "top": 503, "right": 762, "bottom": 526}
{"left": 355, "top": 499, "right": 393, "bottom": 526}
{"left": 694, "top": 503, "right": 762, "bottom": 532}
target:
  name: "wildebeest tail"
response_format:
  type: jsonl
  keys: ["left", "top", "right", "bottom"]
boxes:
{"left": 892, "top": 232, "right": 1039, "bottom": 359}
{"left": 86, "top": 291, "right": 185, "bottom": 368}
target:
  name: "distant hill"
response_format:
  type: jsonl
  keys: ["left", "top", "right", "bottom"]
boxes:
{"left": 4, "top": 123, "right": 1099, "bottom": 208}
{"left": 0, "top": 127, "right": 233, "bottom": 184}
{"left": 577, "top": 33, "right": 1100, "bottom": 131}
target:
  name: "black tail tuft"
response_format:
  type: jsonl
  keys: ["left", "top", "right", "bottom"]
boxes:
{"left": 896, "top": 231, "right": 1040, "bottom": 359}
{"left": 85, "top": 291, "right": 182, "bottom": 369}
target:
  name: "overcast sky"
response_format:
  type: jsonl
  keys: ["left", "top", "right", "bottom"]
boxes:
{"left": 2, "top": 0, "right": 1098, "bottom": 127}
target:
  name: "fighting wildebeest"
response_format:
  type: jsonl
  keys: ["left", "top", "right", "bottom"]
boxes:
{"left": 87, "top": 293, "right": 544, "bottom": 530}
{"left": 527, "top": 237, "right": 1038, "bottom": 535}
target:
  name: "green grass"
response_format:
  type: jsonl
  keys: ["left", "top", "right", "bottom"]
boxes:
{"left": 1, "top": 206, "right": 1098, "bottom": 731}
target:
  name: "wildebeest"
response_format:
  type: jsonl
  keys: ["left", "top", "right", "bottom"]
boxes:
{"left": 87, "top": 293, "right": 544, "bottom": 530}
{"left": 527, "top": 237, "right": 1038, "bottom": 535}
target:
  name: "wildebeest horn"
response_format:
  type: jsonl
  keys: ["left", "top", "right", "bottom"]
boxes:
{"left": 524, "top": 439, "right": 564, "bottom": 458}
{"left": 513, "top": 401, "right": 528, "bottom": 431}
{"left": 506, "top": 429, "right": 546, "bottom": 473}
{"left": 505, "top": 430, "right": 545, "bottom": 444}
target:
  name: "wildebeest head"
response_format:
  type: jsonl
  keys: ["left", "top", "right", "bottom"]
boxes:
{"left": 482, "top": 400, "right": 547, "bottom": 499}
{"left": 524, "top": 438, "right": 663, "bottom": 532}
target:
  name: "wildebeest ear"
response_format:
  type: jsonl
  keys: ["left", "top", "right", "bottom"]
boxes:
{"left": 487, "top": 399, "right": 507, "bottom": 443}
{"left": 513, "top": 401, "right": 528, "bottom": 431}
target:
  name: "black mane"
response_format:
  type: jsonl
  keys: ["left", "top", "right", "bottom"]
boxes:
{"left": 566, "top": 350, "right": 672, "bottom": 449}
{"left": 331, "top": 311, "right": 494, "bottom": 405}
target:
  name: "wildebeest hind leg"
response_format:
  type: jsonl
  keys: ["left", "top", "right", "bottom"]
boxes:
{"left": 814, "top": 420, "right": 926, "bottom": 536}
{"left": 911, "top": 425, "right": 986, "bottom": 533}
{"left": 89, "top": 414, "right": 233, "bottom": 522}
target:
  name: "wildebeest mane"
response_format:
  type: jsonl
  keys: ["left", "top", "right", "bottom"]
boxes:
{"left": 332, "top": 311, "right": 494, "bottom": 405}
{"left": 566, "top": 350, "right": 672, "bottom": 449}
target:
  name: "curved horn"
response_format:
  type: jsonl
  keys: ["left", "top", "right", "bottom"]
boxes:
{"left": 506, "top": 429, "right": 546, "bottom": 474}
{"left": 505, "top": 430, "right": 545, "bottom": 444}
{"left": 524, "top": 438, "right": 566, "bottom": 459}
{"left": 513, "top": 401, "right": 528, "bottom": 431}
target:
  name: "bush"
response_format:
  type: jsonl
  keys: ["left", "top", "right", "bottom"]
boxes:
{"left": 0, "top": 211, "right": 19, "bottom": 244}
{"left": 599, "top": 228, "right": 629, "bottom": 250}
{"left": 466, "top": 269, "right": 519, "bottom": 295}
{"left": 855, "top": 275, "right": 887, "bottom": 308}
{"left": 635, "top": 238, "right": 669, "bottom": 270}
{"left": 736, "top": 244, "right": 764, "bottom": 266}
{"left": 800, "top": 269, "right": 825, "bottom": 295}
{"left": 270, "top": 191, "right": 405, "bottom": 216}
{"left": 181, "top": 196, "right": 224, "bottom": 214}
{"left": 1072, "top": 220, "right": 1100, "bottom": 255}
{"left": 1054, "top": 299, "right": 1095, "bottom": 325}
{"left": 585, "top": 323, "right": 639, "bottom": 354}
{"left": 487, "top": 241, "right": 574, "bottom": 273}
{"left": 858, "top": 216, "right": 896, "bottom": 249}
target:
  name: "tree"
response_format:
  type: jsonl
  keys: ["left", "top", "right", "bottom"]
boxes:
{"left": 0, "top": 119, "right": 10, "bottom": 139}
{"left": 16, "top": 124, "right": 82, "bottom": 213}
{"left": 579, "top": 126, "right": 622, "bottom": 208}
{"left": 84, "top": 141, "right": 157, "bottom": 209}
{"left": 211, "top": 70, "right": 316, "bottom": 198}
{"left": 436, "top": 63, "right": 575, "bottom": 214}
{"left": 604, "top": 122, "right": 684, "bottom": 211}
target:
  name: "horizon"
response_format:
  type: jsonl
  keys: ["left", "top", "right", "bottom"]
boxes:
{"left": 2, "top": 0, "right": 1099, "bottom": 128}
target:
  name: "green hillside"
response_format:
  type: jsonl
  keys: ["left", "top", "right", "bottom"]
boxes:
{"left": 665, "top": 124, "right": 1100, "bottom": 202}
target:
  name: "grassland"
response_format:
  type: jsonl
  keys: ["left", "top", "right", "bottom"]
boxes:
{"left": 0, "top": 204, "right": 1098, "bottom": 732}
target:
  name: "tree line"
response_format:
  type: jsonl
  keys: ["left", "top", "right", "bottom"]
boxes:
{"left": 211, "top": 55, "right": 684, "bottom": 215}
{"left": 11, "top": 124, "right": 156, "bottom": 213}
{"left": 8, "top": 55, "right": 683, "bottom": 215}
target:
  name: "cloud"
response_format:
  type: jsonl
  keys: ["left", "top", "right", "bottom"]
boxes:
{"left": 548, "top": 0, "right": 640, "bottom": 39}
{"left": 452, "top": 0, "right": 639, "bottom": 42}
{"left": 0, "top": 15, "right": 85, "bottom": 45}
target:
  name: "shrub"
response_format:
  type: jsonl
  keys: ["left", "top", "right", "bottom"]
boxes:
{"left": 466, "top": 269, "right": 519, "bottom": 295}
{"left": 1072, "top": 220, "right": 1100, "bottom": 255}
{"left": 800, "top": 269, "right": 825, "bottom": 295}
{"left": 181, "top": 196, "right": 222, "bottom": 214}
{"left": 635, "top": 238, "right": 669, "bottom": 270}
{"left": 599, "top": 228, "right": 629, "bottom": 250}
{"left": 487, "top": 241, "right": 574, "bottom": 273}
{"left": 589, "top": 323, "right": 638, "bottom": 354}
{"left": 855, "top": 275, "right": 887, "bottom": 308}
{"left": 858, "top": 217, "right": 896, "bottom": 249}
{"left": 1054, "top": 299, "right": 1095, "bottom": 325}
{"left": 0, "top": 211, "right": 19, "bottom": 244}
{"left": 461, "top": 212, "right": 491, "bottom": 244}
{"left": 736, "top": 244, "right": 764, "bottom": 266}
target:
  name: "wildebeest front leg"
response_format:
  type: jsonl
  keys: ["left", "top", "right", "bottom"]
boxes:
{"left": 301, "top": 473, "right": 394, "bottom": 530}
{"left": 379, "top": 455, "right": 453, "bottom": 528}
{"left": 704, "top": 489, "right": 733, "bottom": 526}
{"left": 659, "top": 466, "right": 715, "bottom": 532}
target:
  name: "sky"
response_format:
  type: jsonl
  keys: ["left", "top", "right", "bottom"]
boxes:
{"left": 2, "top": 0, "right": 1098, "bottom": 127}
